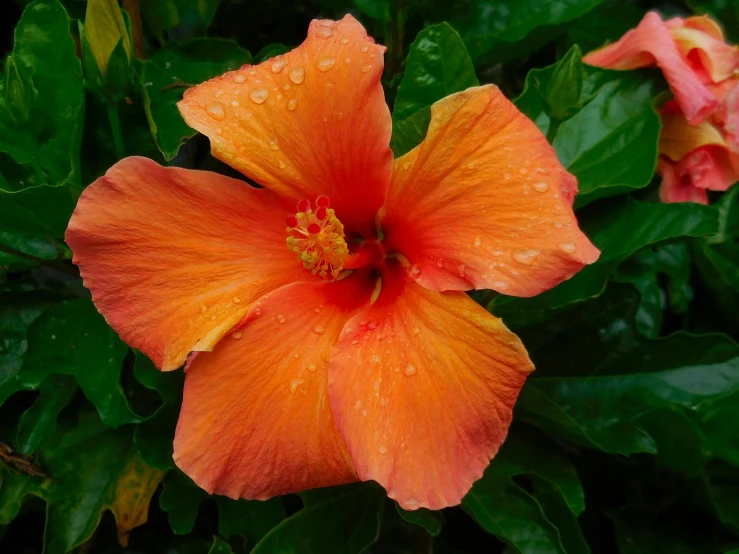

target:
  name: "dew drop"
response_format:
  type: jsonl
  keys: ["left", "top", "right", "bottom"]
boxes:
{"left": 361, "top": 46, "right": 369, "bottom": 53}
{"left": 277, "top": 313, "right": 286, "bottom": 323}
{"left": 206, "top": 103, "right": 225, "bottom": 120}
{"left": 293, "top": 353, "right": 300, "bottom": 359}
{"left": 249, "top": 69, "right": 258, "bottom": 76}
{"left": 559, "top": 242, "right": 577, "bottom": 253}
{"left": 307, "top": 363, "right": 318, "bottom": 372}
{"left": 249, "top": 88, "right": 269, "bottom": 104}
{"left": 473, "top": 236, "right": 482, "bottom": 248}
{"left": 232, "top": 331, "right": 243, "bottom": 339}
{"left": 233, "top": 296, "right": 241, "bottom": 303}
{"left": 287, "top": 98, "right": 298, "bottom": 111}
{"left": 254, "top": 306, "right": 262, "bottom": 315}
{"left": 532, "top": 181, "right": 549, "bottom": 192}
{"left": 519, "top": 167, "right": 529, "bottom": 175}
{"left": 317, "top": 57, "right": 336, "bottom": 72}
{"left": 402, "top": 162, "right": 410, "bottom": 170}
{"left": 233, "top": 74, "right": 246, "bottom": 83}
{"left": 271, "top": 58, "right": 288, "bottom": 73}
{"left": 379, "top": 446, "right": 388, "bottom": 454}
{"left": 504, "top": 173, "right": 512, "bottom": 180}
{"left": 436, "top": 258, "right": 444, "bottom": 268}
{"left": 512, "top": 249, "right": 540, "bottom": 265}
{"left": 313, "top": 324, "right": 325, "bottom": 335}
{"left": 404, "top": 498, "right": 420, "bottom": 510}
{"left": 344, "top": 57, "right": 352, "bottom": 64}
{"left": 278, "top": 160, "right": 286, "bottom": 169}
{"left": 289, "top": 66, "right": 305, "bottom": 84}
{"left": 360, "top": 64, "right": 373, "bottom": 73}
{"left": 316, "top": 27, "right": 333, "bottom": 39}
{"left": 535, "top": 167, "right": 548, "bottom": 175}
{"left": 409, "top": 264, "right": 421, "bottom": 279}
{"left": 404, "top": 364, "right": 416, "bottom": 376}
{"left": 492, "top": 280, "right": 509, "bottom": 290}
{"left": 269, "top": 138, "right": 280, "bottom": 150}
{"left": 289, "top": 378, "right": 304, "bottom": 393}
{"left": 200, "top": 304, "right": 208, "bottom": 313}
{"left": 340, "top": 36, "right": 350, "bottom": 45}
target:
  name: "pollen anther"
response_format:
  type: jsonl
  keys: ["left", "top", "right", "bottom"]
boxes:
{"left": 286, "top": 196, "right": 348, "bottom": 279}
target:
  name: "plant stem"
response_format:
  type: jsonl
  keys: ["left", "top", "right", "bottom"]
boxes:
{"left": 107, "top": 102, "right": 126, "bottom": 159}
{"left": 0, "top": 244, "right": 79, "bottom": 276}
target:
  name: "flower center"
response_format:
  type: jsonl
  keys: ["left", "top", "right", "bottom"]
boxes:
{"left": 286, "top": 196, "right": 349, "bottom": 279}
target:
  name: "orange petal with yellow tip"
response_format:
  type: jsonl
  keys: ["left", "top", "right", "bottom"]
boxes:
{"left": 667, "top": 17, "right": 739, "bottom": 83}
{"left": 178, "top": 15, "right": 392, "bottom": 237}
{"left": 65, "top": 157, "right": 305, "bottom": 371}
{"left": 659, "top": 102, "right": 728, "bottom": 161}
{"left": 328, "top": 266, "right": 533, "bottom": 510}
{"left": 658, "top": 156, "right": 708, "bottom": 204}
{"left": 174, "top": 276, "right": 375, "bottom": 499}
{"left": 381, "top": 85, "right": 599, "bottom": 298}
{"left": 583, "top": 11, "right": 717, "bottom": 124}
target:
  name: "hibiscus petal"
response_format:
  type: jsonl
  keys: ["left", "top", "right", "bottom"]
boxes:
{"left": 328, "top": 267, "right": 533, "bottom": 510}
{"left": 381, "top": 85, "right": 599, "bottom": 297}
{"left": 659, "top": 106, "right": 727, "bottom": 161}
{"left": 658, "top": 157, "right": 709, "bottom": 204}
{"left": 174, "top": 276, "right": 374, "bottom": 499}
{"left": 65, "top": 157, "right": 305, "bottom": 371}
{"left": 583, "top": 11, "right": 717, "bottom": 124}
{"left": 668, "top": 16, "right": 739, "bottom": 83}
{"left": 178, "top": 15, "right": 393, "bottom": 237}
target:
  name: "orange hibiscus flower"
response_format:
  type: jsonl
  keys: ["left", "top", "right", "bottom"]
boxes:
{"left": 584, "top": 11, "right": 739, "bottom": 203}
{"left": 65, "top": 16, "right": 599, "bottom": 509}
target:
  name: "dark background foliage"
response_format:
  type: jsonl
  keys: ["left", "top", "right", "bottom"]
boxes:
{"left": 2, "top": 0, "right": 739, "bottom": 553}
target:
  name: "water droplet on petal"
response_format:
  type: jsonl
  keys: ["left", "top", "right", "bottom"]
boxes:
{"left": 409, "top": 264, "right": 421, "bottom": 279}
{"left": 504, "top": 173, "right": 511, "bottom": 180}
{"left": 254, "top": 307, "right": 262, "bottom": 315}
{"left": 317, "top": 57, "right": 336, "bottom": 72}
{"left": 492, "top": 280, "right": 509, "bottom": 290}
{"left": 233, "top": 296, "right": 241, "bottom": 303}
{"left": 344, "top": 57, "right": 352, "bottom": 64}
{"left": 249, "top": 88, "right": 269, "bottom": 104}
{"left": 361, "top": 64, "right": 373, "bottom": 73}
{"left": 340, "top": 36, "right": 350, "bottom": 45}
{"left": 361, "top": 46, "right": 369, "bottom": 53}
{"left": 473, "top": 236, "right": 482, "bottom": 248}
{"left": 269, "top": 138, "right": 280, "bottom": 150}
{"left": 271, "top": 58, "right": 288, "bottom": 73}
{"left": 307, "top": 363, "right": 317, "bottom": 372}
{"left": 379, "top": 446, "right": 387, "bottom": 454}
{"left": 206, "top": 103, "right": 225, "bottom": 120}
{"left": 404, "top": 364, "right": 416, "bottom": 376}
{"left": 316, "top": 27, "right": 333, "bottom": 39}
{"left": 519, "top": 167, "right": 529, "bottom": 175}
{"left": 289, "top": 67, "right": 305, "bottom": 84}
{"left": 200, "top": 304, "right": 208, "bottom": 313}
{"left": 532, "top": 181, "right": 549, "bottom": 192}
{"left": 232, "top": 331, "right": 243, "bottom": 339}
{"left": 436, "top": 258, "right": 444, "bottom": 268}
{"left": 234, "top": 74, "right": 247, "bottom": 84}
{"left": 512, "top": 249, "right": 540, "bottom": 265}
{"left": 287, "top": 98, "right": 298, "bottom": 111}
{"left": 559, "top": 242, "right": 577, "bottom": 253}
{"left": 278, "top": 160, "right": 286, "bottom": 169}
{"left": 289, "top": 378, "right": 304, "bottom": 393}
{"left": 535, "top": 167, "right": 548, "bottom": 175}
{"left": 405, "top": 498, "right": 420, "bottom": 510}
{"left": 277, "top": 313, "right": 286, "bottom": 323}
{"left": 313, "top": 324, "right": 325, "bottom": 335}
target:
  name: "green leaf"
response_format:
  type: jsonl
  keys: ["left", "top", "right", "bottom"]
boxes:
{"left": 687, "top": 0, "right": 739, "bottom": 43}
{"left": 133, "top": 351, "right": 183, "bottom": 469}
{"left": 515, "top": 54, "right": 662, "bottom": 207}
{"left": 15, "top": 375, "right": 76, "bottom": 455}
{"left": 208, "top": 536, "right": 233, "bottom": 554}
{"left": 492, "top": 200, "right": 718, "bottom": 324}
{"left": 218, "top": 496, "right": 285, "bottom": 547}
{"left": 0, "top": 0, "right": 85, "bottom": 188}
{"left": 0, "top": 412, "right": 164, "bottom": 554}
{"left": 6, "top": 299, "right": 140, "bottom": 427}
{"left": 141, "top": 0, "right": 221, "bottom": 40}
{"left": 0, "top": 184, "right": 77, "bottom": 238}
{"left": 447, "top": 0, "right": 610, "bottom": 63}
{"left": 251, "top": 483, "right": 385, "bottom": 553}
{"left": 139, "top": 38, "right": 251, "bottom": 160}
{"left": 564, "top": 0, "right": 645, "bottom": 53}
{"left": 391, "top": 22, "right": 478, "bottom": 157}
{"left": 395, "top": 504, "right": 444, "bottom": 537}
{"left": 160, "top": 470, "right": 209, "bottom": 535}
{"left": 463, "top": 427, "right": 586, "bottom": 554}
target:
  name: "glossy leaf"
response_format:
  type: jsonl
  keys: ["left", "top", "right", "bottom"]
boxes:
{"left": 0, "top": 0, "right": 85, "bottom": 188}
{"left": 515, "top": 51, "right": 662, "bottom": 206}
{"left": 140, "top": 38, "right": 251, "bottom": 160}
{"left": 390, "top": 22, "right": 478, "bottom": 156}
{"left": 15, "top": 375, "right": 76, "bottom": 455}
{"left": 251, "top": 483, "right": 385, "bottom": 553}
{"left": 0, "top": 412, "right": 163, "bottom": 553}
{"left": 6, "top": 299, "right": 140, "bottom": 427}
{"left": 395, "top": 504, "right": 444, "bottom": 537}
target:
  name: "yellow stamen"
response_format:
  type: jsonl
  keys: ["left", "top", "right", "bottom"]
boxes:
{"left": 286, "top": 202, "right": 348, "bottom": 279}
{"left": 370, "top": 275, "right": 382, "bottom": 305}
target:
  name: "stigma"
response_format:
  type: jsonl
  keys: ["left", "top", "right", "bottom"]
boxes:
{"left": 286, "top": 196, "right": 348, "bottom": 279}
